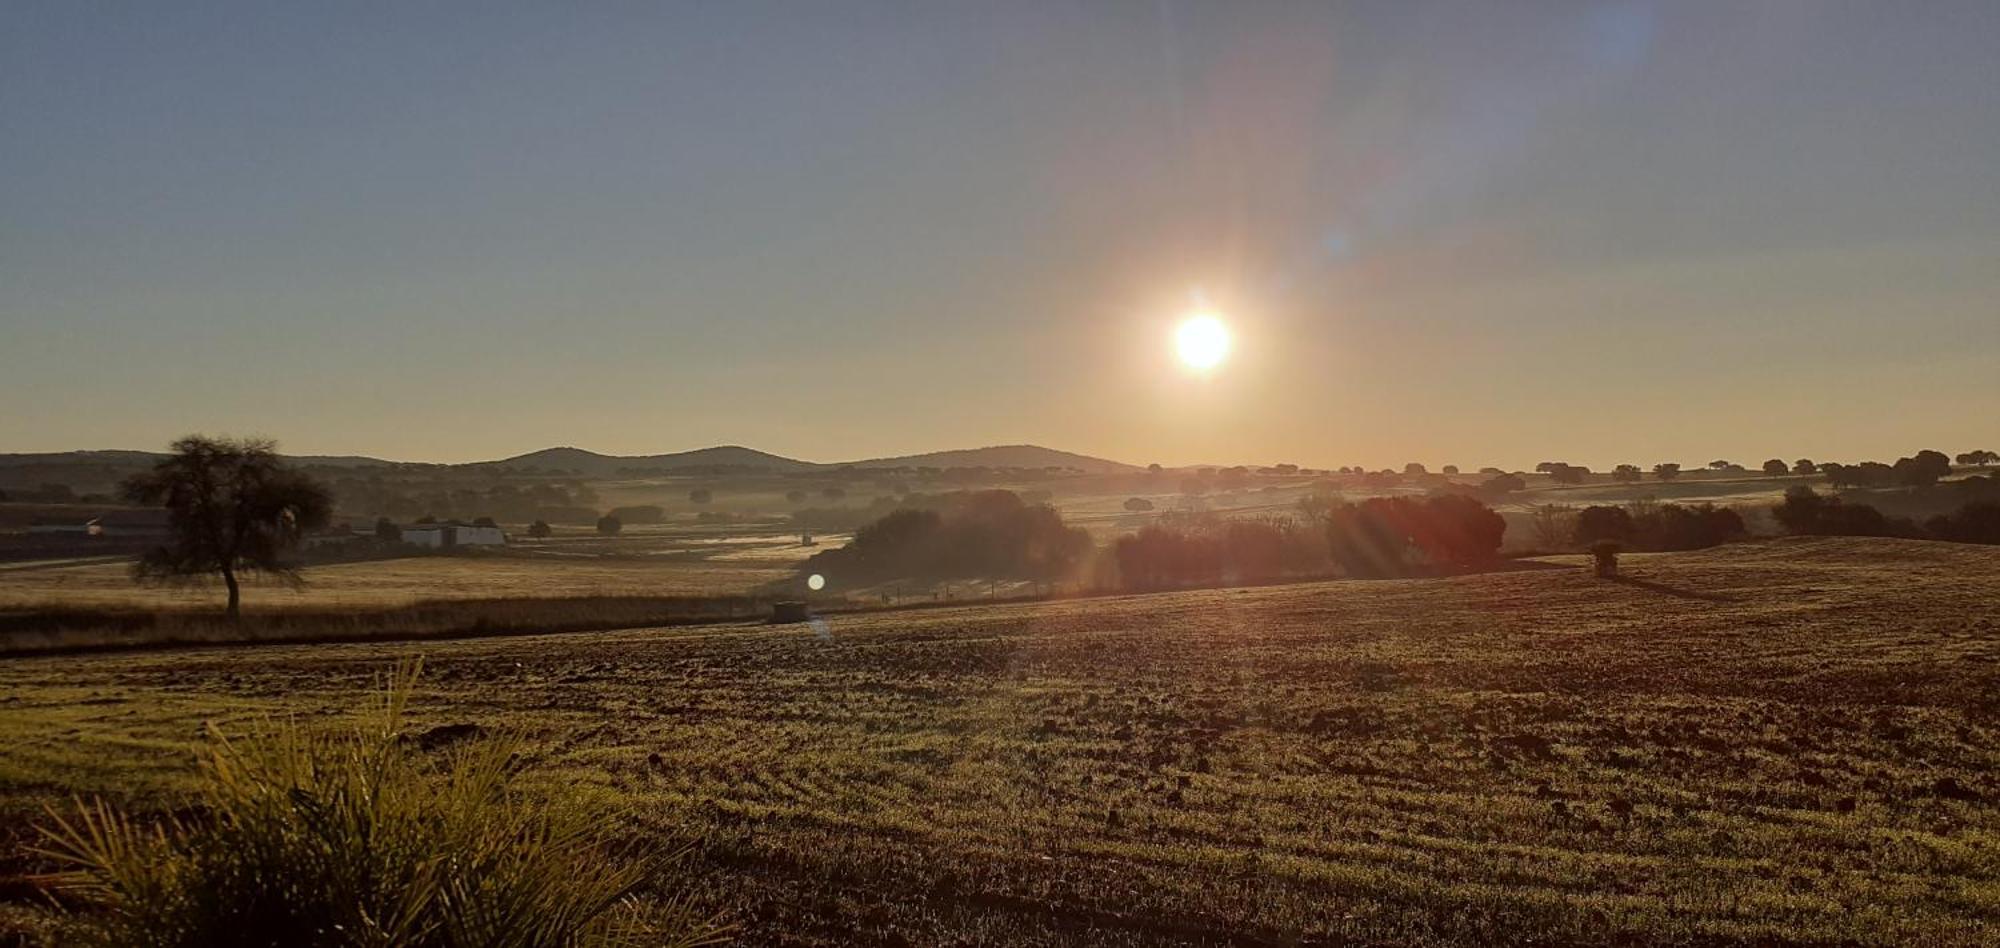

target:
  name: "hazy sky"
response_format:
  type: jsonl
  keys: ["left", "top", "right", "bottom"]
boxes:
{"left": 4, "top": 1, "right": 1996, "bottom": 470}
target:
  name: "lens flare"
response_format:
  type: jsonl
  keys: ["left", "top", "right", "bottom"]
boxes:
{"left": 807, "top": 573, "right": 826, "bottom": 591}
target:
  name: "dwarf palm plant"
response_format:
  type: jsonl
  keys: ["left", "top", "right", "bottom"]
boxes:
{"left": 35, "top": 658, "right": 725, "bottom": 948}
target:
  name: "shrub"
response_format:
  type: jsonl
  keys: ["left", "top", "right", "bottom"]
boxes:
{"left": 606, "top": 505, "right": 664, "bottom": 525}
{"left": 1590, "top": 541, "right": 1621, "bottom": 578}
{"left": 595, "top": 514, "right": 622, "bottom": 536}
{"left": 527, "top": 519, "right": 553, "bottom": 538}
{"left": 1123, "top": 497, "right": 1155, "bottom": 512}
{"left": 34, "top": 659, "right": 724, "bottom": 948}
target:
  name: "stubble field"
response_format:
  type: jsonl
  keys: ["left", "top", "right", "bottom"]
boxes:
{"left": 1, "top": 537, "right": 1996, "bottom": 945}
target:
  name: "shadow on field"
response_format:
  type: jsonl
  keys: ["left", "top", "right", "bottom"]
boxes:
{"left": 1609, "top": 574, "right": 1740, "bottom": 603}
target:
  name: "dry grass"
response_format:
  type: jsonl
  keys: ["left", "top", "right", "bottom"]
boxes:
{"left": 2, "top": 537, "right": 1997, "bottom": 945}
{"left": 0, "top": 554, "right": 796, "bottom": 612}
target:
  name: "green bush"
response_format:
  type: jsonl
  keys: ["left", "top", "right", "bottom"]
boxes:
{"left": 33, "top": 659, "right": 725, "bottom": 948}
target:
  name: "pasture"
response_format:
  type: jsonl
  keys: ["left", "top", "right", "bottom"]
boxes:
{"left": 2, "top": 537, "right": 1995, "bottom": 945}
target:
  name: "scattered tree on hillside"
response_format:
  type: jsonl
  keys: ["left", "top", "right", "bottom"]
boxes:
{"left": 527, "top": 519, "right": 552, "bottom": 538}
{"left": 688, "top": 487, "right": 713, "bottom": 505}
{"left": 595, "top": 514, "right": 621, "bottom": 536}
{"left": 1956, "top": 450, "right": 1997, "bottom": 467}
{"left": 1123, "top": 497, "right": 1155, "bottom": 512}
{"left": 1442, "top": 465, "right": 1460, "bottom": 475}
{"left": 1547, "top": 464, "right": 1589, "bottom": 485}
{"left": 1612, "top": 464, "right": 1642, "bottom": 483}
{"left": 1653, "top": 463, "right": 1681, "bottom": 481}
{"left": 1893, "top": 450, "right": 1951, "bottom": 487}
{"left": 1793, "top": 459, "right": 1817, "bottom": 476}
{"left": 1479, "top": 473, "right": 1527, "bottom": 498}
{"left": 1404, "top": 463, "right": 1427, "bottom": 476}
{"left": 821, "top": 487, "right": 846, "bottom": 501}
{"left": 786, "top": 489, "right": 809, "bottom": 505}
{"left": 1762, "top": 459, "right": 1788, "bottom": 476}
{"left": 121, "top": 436, "right": 333, "bottom": 622}
{"left": 1709, "top": 460, "right": 1733, "bottom": 471}
{"left": 472, "top": 516, "right": 498, "bottom": 528}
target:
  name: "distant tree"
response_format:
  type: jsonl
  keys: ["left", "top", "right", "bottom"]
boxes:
{"left": 1708, "top": 460, "right": 1733, "bottom": 471}
{"left": 1441, "top": 465, "right": 1460, "bottom": 475}
{"left": 1653, "top": 463, "right": 1681, "bottom": 481}
{"left": 1147, "top": 463, "right": 1164, "bottom": 474}
{"left": 1611, "top": 464, "right": 1642, "bottom": 483}
{"left": 1956, "top": 450, "right": 1997, "bottom": 467}
{"left": 595, "top": 514, "right": 622, "bottom": 536}
{"left": 1478, "top": 467, "right": 1504, "bottom": 476}
{"left": 1547, "top": 464, "right": 1589, "bottom": 486}
{"left": 1894, "top": 450, "right": 1952, "bottom": 487}
{"left": 1404, "top": 462, "right": 1427, "bottom": 476}
{"left": 415, "top": 515, "right": 438, "bottom": 525}
{"left": 1479, "top": 473, "right": 1527, "bottom": 498}
{"left": 1534, "top": 462, "right": 1560, "bottom": 474}
{"left": 686, "top": 488, "right": 711, "bottom": 505}
{"left": 1573, "top": 505, "right": 1635, "bottom": 545}
{"left": 1123, "top": 497, "right": 1155, "bottom": 512}
{"left": 1793, "top": 459, "right": 1817, "bottom": 476}
{"left": 373, "top": 517, "right": 400, "bottom": 542}
{"left": 527, "top": 519, "right": 553, "bottom": 539}
{"left": 821, "top": 486, "right": 846, "bottom": 501}
{"left": 1762, "top": 459, "right": 1788, "bottom": 476}
{"left": 121, "top": 436, "right": 332, "bottom": 622}
{"left": 471, "top": 516, "right": 498, "bottom": 528}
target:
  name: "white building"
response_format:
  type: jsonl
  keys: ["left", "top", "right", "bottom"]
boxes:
{"left": 401, "top": 522, "right": 507, "bottom": 549}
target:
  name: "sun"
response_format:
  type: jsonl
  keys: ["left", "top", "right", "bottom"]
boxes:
{"left": 1174, "top": 313, "right": 1231, "bottom": 371}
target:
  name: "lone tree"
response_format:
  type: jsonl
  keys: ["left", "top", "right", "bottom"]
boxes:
{"left": 1762, "top": 459, "right": 1788, "bottom": 476}
{"left": 1653, "top": 463, "right": 1681, "bottom": 481}
{"left": 121, "top": 436, "right": 332, "bottom": 622}
{"left": 526, "top": 519, "right": 553, "bottom": 538}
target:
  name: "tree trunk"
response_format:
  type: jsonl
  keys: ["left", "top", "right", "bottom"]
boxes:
{"left": 223, "top": 566, "right": 241, "bottom": 623}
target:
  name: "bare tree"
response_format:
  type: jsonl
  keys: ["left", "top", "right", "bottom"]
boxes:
{"left": 121, "top": 436, "right": 332, "bottom": 622}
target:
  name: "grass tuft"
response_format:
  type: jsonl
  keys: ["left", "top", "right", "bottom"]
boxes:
{"left": 29, "top": 657, "right": 728, "bottom": 948}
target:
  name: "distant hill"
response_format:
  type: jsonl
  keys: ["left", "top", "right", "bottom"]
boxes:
{"left": 1, "top": 443, "right": 1141, "bottom": 480}
{"left": 837, "top": 444, "right": 1140, "bottom": 474}
{"left": 487, "top": 445, "right": 818, "bottom": 476}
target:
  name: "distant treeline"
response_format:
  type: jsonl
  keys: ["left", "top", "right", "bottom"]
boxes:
{"left": 1774, "top": 482, "right": 2000, "bottom": 544}
{"left": 800, "top": 490, "right": 1091, "bottom": 584}
{"left": 802, "top": 489, "right": 1514, "bottom": 592}
{"left": 1116, "top": 494, "right": 1506, "bottom": 588}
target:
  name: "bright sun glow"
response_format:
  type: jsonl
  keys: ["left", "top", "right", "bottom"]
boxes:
{"left": 1175, "top": 314, "right": 1232, "bottom": 371}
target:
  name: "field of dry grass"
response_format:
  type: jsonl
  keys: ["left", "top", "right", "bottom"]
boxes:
{"left": 0, "top": 549, "right": 800, "bottom": 612}
{"left": 2, "top": 537, "right": 1996, "bottom": 945}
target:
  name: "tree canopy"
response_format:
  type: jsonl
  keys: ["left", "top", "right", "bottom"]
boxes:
{"left": 121, "top": 436, "right": 332, "bottom": 620}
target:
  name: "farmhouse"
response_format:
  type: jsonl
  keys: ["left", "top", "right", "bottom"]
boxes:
{"left": 401, "top": 521, "right": 507, "bottom": 549}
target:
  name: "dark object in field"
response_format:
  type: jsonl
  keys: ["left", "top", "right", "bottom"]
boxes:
{"left": 1589, "top": 541, "right": 1621, "bottom": 578}
{"left": 770, "top": 600, "right": 812, "bottom": 624}
{"left": 1933, "top": 777, "right": 1981, "bottom": 802}
{"left": 406, "top": 722, "right": 486, "bottom": 750}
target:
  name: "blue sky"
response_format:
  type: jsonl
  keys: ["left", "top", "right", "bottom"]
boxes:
{"left": 3, "top": 1, "right": 1996, "bottom": 468}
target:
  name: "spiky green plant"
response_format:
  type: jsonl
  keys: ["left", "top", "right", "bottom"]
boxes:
{"left": 33, "top": 658, "right": 726, "bottom": 948}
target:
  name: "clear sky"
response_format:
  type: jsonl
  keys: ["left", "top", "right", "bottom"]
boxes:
{"left": 3, "top": 1, "right": 1996, "bottom": 470}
